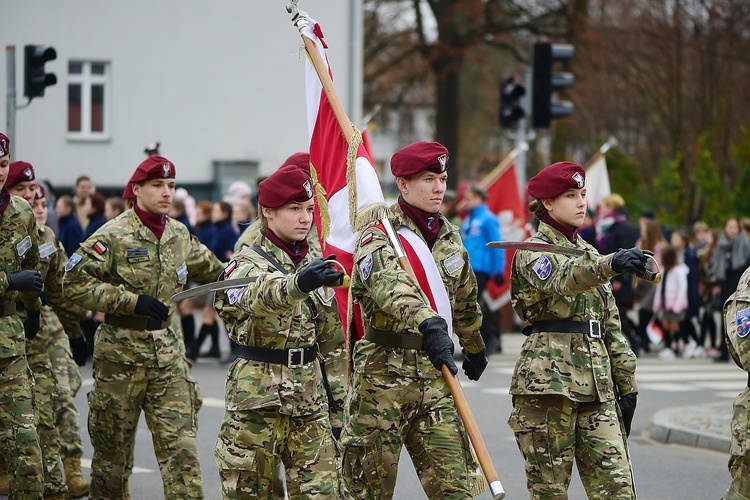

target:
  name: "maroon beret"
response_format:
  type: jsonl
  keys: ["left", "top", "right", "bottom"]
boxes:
{"left": 7, "top": 161, "right": 36, "bottom": 189}
{"left": 281, "top": 152, "right": 310, "bottom": 173}
{"left": 527, "top": 161, "right": 585, "bottom": 200}
{"left": 122, "top": 156, "right": 176, "bottom": 199}
{"left": 390, "top": 141, "right": 449, "bottom": 177}
{"left": 258, "top": 165, "right": 313, "bottom": 209}
{"left": 0, "top": 133, "right": 10, "bottom": 157}
{"left": 34, "top": 184, "right": 45, "bottom": 200}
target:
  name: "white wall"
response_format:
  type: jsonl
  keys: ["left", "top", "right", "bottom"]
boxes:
{"left": 1, "top": 0, "right": 362, "bottom": 190}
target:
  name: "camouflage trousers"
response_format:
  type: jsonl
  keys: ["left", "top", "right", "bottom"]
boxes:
{"left": 214, "top": 407, "right": 339, "bottom": 499}
{"left": 724, "top": 455, "right": 750, "bottom": 499}
{"left": 27, "top": 350, "right": 66, "bottom": 496}
{"left": 508, "top": 394, "right": 635, "bottom": 499}
{"left": 0, "top": 355, "right": 44, "bottom": 498}
{"left": 87, "top": 358, "right": 203, "bottom": 499}
{"left": 341, "top": 371, "right": 478, "bottom": 500}
{"left": 50, "top": 324, "right": 84, "bottom": 460}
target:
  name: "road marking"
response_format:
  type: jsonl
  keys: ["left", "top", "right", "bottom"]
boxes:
{"left": 80, "top": 458, "right": 154, "bottom": 474}
{"left": 202, "top": 397, "right": 225, "bottom": 409}
{"left": 481, "top": 387, "right": 510, "bottom": 395}
{"left": 637, "top": 372, "right": 745, "bottom": 381}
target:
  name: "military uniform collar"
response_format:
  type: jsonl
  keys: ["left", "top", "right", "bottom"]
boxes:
{"left": 126, "top": 209, "right": 178, "bottom": 244}
{"left": 537, "top": 221, "right": 581, "bottom": 248}
{"left": 259, "top": 232, "right": 306, "bottom": 269}
{"left": 390, "top": 202, "right": 457, "bottom": 240}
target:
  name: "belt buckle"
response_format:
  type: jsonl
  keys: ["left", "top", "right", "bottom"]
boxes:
{"left": 287, "top": 348, "right": 304, "bottom": 368}
{"left": 589, "top": 320, "right": 602, "bottom": 339}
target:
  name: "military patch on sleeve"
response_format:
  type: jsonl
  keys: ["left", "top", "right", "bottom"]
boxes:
{"left": 38, "top": 241, "right": 57, "bottom": 259}
{"left": 360, "top": 253, "right": 374, "bottom": 280}
{"left": 65, "top": 253, "right": 83, "bottom": 272}
{"left": 317, "top": 286, "right": 335, "bottom": 305}
{"left": 737, "top": 307, "right": 750, "bottom": 338}
{"left": 176, "top": 262, "right": 188, "bottom": 281}
{"left": 16, "top": 235, "right": 31, "bottom": 257}
{"left": 93, "top": 241, "right": 107, "bottom": 254}
{"left": 360, "top": 232, "right": 373, "bottom": 246}
{"left": 442, "top": 253, "right": 463, "bottom": 275}
{"left": 532, "top": 254, "right": 552, "bottom": 280}
{"left": 226, "top": 287, "right": 245, "bottom": 305}
{"left": 224, "top": 260, "right": 237, "bottom": 277}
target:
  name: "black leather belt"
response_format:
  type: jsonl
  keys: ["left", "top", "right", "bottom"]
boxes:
{"left": 235, "top": 344, "right": 318, "bottom": 368}
{"left": 364, "top": 326, "right": 423, "bottom": 350}
{"left": 0, "top": 302, "right": 17, "bottom": 317}
{"left": 104, "top": 314, "right": 169, "bottom": 331}
{"left": 525, "top": 320, "right": 604, "bottom": 339}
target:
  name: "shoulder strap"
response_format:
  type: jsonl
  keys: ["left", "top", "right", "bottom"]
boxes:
{"left": 250, "top": 245, "right": 318, "bottom": 319}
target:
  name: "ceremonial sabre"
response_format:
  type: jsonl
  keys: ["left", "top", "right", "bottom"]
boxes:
{"left": 170, "top": 277, "right": 258, "bottom": 302}
{"left": 487, "top": 241, "right": 662, "bottom": 283}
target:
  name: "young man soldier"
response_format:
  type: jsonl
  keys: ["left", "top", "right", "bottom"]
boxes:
{"left": 341, "top": 141, "right": 488, "bottom": 499}
{"left": 63, "top": 156, "right": 224, "bottom": 499}
{"left": 0, "top": 133, "right": 45, "bottom": 498}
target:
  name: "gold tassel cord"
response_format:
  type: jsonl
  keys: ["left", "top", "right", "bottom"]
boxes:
{"left": 309, "top": 162, "right": 330, "bottom": 250}
{"left": 346, "top": 125, "right": 390, "bottom": 232}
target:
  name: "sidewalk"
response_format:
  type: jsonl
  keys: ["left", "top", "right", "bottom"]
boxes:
{"left": 494, "top": 332, "right": 734, "bottom": 454}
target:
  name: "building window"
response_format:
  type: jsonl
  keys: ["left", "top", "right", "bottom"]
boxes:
{"left": 67, "top": 61, "right": 110, "bottom": 140}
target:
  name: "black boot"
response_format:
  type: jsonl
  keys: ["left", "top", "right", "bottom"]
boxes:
{"left": 181, "top": 314, "right": 195, "bottom": 351}
{"left": 202, "top": 323, "right": 220, "bottom": 358}
{"left": 187, "top": 323, "right": 210, "bottom": 360}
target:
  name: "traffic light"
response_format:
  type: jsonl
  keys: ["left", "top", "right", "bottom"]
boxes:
{"left": 24, "top": 45, "right": 57, "bottom": 100}
{"left": 531, "top": 43, "right": 574, "bottom": 129}
{"left": 498, "top": 76, "right": 526, "bottom": 129}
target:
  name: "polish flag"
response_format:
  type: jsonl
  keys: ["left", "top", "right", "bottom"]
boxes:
{"left": 301, "top": 16, "right": 386, "bottom": 341}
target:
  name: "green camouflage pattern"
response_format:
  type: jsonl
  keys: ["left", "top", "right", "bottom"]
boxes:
{"left": 0, "top": 195, "right": 41, "bottom": 359}
{"left": 510, "top": 222, "right": 638, "bottom": 402}
{"left": 0, "top": 356, "right": 44, "bottom": 496}
{"left": 27, "top": 345, "right": 66, "bottom": 495}
{"left": 88, "top": 358, "right": 203, "bottom": 499}
{"left": 49, "top": 315, "right": 85, "bottom": 460}
{"left": 343, "top": 204, "right": 484, "bottom": 499}
{"left": 721, "top": 266, "right": 750, "bottom": 499}
{"left": 214, "top": 231, "right": 346, "bottom": 497}
{"left": 216, "top": 409, "right": 339, "bottom": 499}
{"left": 508, "top": 394, "right": 634, "bottom": 498}
{"left": 63, "top": 209, "right": 223, "bottom": 366}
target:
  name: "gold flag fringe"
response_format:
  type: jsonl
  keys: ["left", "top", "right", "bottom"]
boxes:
{"left": 346, "top": 126, "right": 390, "bottom": 233}
{"left": 308, "top": 162, "right": 330, "bottom": 251}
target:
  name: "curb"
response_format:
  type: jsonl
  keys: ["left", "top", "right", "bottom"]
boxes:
{"left": 649, "top": 402, "right": 731, "bottom": 453}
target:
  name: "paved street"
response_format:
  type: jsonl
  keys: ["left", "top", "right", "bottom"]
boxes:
{"left": 12, "top": 331, "right": 743, "bottom": 499}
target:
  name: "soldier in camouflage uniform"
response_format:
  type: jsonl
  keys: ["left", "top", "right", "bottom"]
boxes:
{"left": 63, "top": 156, "right": 224, "bottom": 499}
{"left": 0, "top": 163, "right": 90, "bottom": 499}
{"left": 721, "top": 266, "right": 750, "bottom": 499}
{"left": 213, "top": 164, "right": 347, "bottom": 499}
{"left": 508, "top": 161, "right": 647, "bottom": 499}
{"left": 341, "top": 141, "right": 488, "bottom": 499}
{"left": 0, "top": 133, "right": 45, "bottom": 499}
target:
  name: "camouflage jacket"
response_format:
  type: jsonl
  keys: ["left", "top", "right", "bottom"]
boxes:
{"left": 215, "top": 232, "right": 346, "bottom": 424}
{"left": 234, "top": 222, "right": 322, "bottom": 259}
{"left": 723, "top": 266, "right": 750, "bottom": 457}
{"left": 0, "top": 195, "right": 41, "bottom": 358}
{"left": 510, "top": 222, "right": 638, "bottom": 402}
{"left": 62, "top": 209, "right": 223, "bottom": 367}
{"left": 351, "top": 203, "right": 484, "bottom": 379}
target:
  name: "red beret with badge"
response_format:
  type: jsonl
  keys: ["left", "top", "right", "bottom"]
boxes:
{"left": 390, "top": 141, "right": 449, "bottom": 178}
{"left": 527, "top": 161, "right": 585, "bottom": 200}
{"left": 0, "top": 133, "right": 10, "bottom": 158}
{"left": 257, "top": 165, "right": 314, "bottom": 209}
{"left": 281, "top": 152, "right": 311, "bottom": 173}
{"left": 122, "top": 156, "right": 176, "bottom": 199}
{"left": 7, "top": 161, "right": 36, "bottom": 189}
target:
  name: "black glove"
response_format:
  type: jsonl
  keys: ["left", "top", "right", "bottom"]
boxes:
{"left": 6, "top": 270, "right": 43, "bottom": 292}
{"left": 134, "top": 295, "right": 170, "bottom": 322}
{"left": 462, "top": 349, "right": 488, "bottom": 381}
{"left": 24, "top": 309, "right": 40, "bottom": 340}
{"left": 491, "top": 274, "right": 505, "bottom": 286}
{"left": 618, "top": 392, "right": 638, "bottom": 437}
{"left": 331, "top": 427, "right": 342, "bottom": 441}
{"left": 69, "top": 336, "right": 89, "bottom": 367}
{"left": 419, "top": 317, "right": 458, "bottom": 375}
{"left": 297, "top": 257, "right": 345, "bottom": 293}
{"left": 611, "top": 248, "right": 648, "bottom": 275}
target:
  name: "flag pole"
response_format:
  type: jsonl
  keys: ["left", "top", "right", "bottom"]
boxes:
{"left": 583, "top": 136, "right": 618, "bottom": 170}
{"left": 290, "top": 8, "right": 504, "bottom": 499}
{"left": 477, "top": 143, "right": 529, "bottom": 190}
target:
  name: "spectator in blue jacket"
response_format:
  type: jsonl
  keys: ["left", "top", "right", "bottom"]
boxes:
{"left": 55, "top": 194, "right": 83, "bottom": 256}
{"left": 211, "top": 201, "right": 238, "bottom": 261}
{"left": 81, "top": 192, "right": 107, "bottom": 241}
{"left": 460, "top": 184, "right": 504, "bottom": 354}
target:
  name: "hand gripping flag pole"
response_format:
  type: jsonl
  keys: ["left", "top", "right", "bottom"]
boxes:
{"left": 287, "top": 3, "right": 504, "bottom": 498}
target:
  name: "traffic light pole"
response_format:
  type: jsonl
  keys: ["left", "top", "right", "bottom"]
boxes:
{"left": 5, "top": 45, "right": 16, "bottom": 144}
